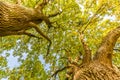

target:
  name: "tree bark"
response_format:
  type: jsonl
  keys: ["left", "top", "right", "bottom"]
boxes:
{"left": 73, "top": 27, "right": 120, "bottom": 80}
{"left": 94, "top": 27, "right": 120, "bottom": 67}
{"left": 0, "top": 1, "right": 59, "bottom": 56}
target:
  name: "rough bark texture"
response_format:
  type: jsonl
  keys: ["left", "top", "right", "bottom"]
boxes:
{"left": 0, "top": 1, "right": 50, "bottom": 36}
{"left": 52, "top": 27, "right": 120, "bottom": 80}
{"left": 94, "top": 27, "right": 120, "bottom": 67}
{"left": 74, "top": 62, "right": 120, "bottom": 80}
{"left": 73, "top": 27, "right": 120, "bottom": 80}
{"left": 0, "top": 1, "right": 58, "bottom": 55}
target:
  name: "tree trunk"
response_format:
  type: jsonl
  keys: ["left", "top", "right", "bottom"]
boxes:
{"left": 73, "top": 27, "right": 120, "bottom": 80}
{"left": 0, "top": 1, "right": 62, "bottom": 56}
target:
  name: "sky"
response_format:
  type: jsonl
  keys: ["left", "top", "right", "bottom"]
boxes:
{"left": 0, "top": 49, "right": 51, "bottom": 80}
{"left": 1, "top": 50, "right": 50, "bottom": 68}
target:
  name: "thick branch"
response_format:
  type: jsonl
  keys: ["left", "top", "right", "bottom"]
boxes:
{"left": 0, "top": 30, "right": 42, "bottom": 39}
{"left": 94, "top": 27, "right": 120, "bottom": 67}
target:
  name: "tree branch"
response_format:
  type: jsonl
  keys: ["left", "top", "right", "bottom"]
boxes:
{"left": 29, "top": 22, "right": 52, "bottom": 56}
{"left": 51, "top": 66, "right": 71, "bottom": 77}
{"left": 48, "top": 11, "right": 62, "bottom": 18}
{"left": 16, "top": 0, "right": 22, "bottom": 5}
{"left": 35, "top": 0, "right": 50, "bottom": 11}
{"left": 94, "top": 27, "right": 120, "bottom": 67}
{"left": 0, "top": 30, "right": 42, "bottom": 39}
{"left": 80, "top": 34, "right": 91, "bottom": 65}
{"left": 81, "top": 3, "right": 107, "bottom": 33}
{"left": 113, "top": 48, "right": 120, "bottom": 52}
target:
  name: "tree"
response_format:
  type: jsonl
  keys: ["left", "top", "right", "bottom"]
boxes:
{"left": 0, "top": 0, "right": 120, "bottom": 80}
{"left": 73, "top": 27, "right": 120, "bottom": 80}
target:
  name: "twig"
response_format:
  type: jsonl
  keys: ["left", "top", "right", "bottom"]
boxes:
{"left": 81, "top": 3, "right": 107, "bottom": 33}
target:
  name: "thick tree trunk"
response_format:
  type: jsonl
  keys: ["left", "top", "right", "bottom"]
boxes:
{"left": 73, "top": 27, "right": 120, "bottom": 80}
{"left": 0, "top": 1, "right": 58, "bottom": 56}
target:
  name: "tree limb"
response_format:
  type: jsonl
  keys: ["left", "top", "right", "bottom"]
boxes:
{"left": 29, "top": 22, "right": 51, "bottom": 56}
{"left": 48, "top": 11, "right": 62, "bottom": 18}
{"left": 113, "top": 48, "right": 120, "bottom": 52}
{"left": 0, "top": 30, "right": 42, "bottom": 39}
{"left": 80, "top": 34, "right": 91, "bottom": 65}
{"left": 35, "top": 0, "right": 50, "bottom": 11}
{"left": 94, "top": 27, "right": 120, "bottom": 67}
{"left": 51, "top": 66, "right": 71, "bottom": 77}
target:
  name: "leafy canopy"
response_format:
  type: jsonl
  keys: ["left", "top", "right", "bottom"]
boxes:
{"left": 0, "top": 0, "right": 120, "bottom": 80}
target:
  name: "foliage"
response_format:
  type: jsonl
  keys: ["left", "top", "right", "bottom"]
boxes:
{"left": 0, "top": 0, "right": 120, "bottom": 80}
